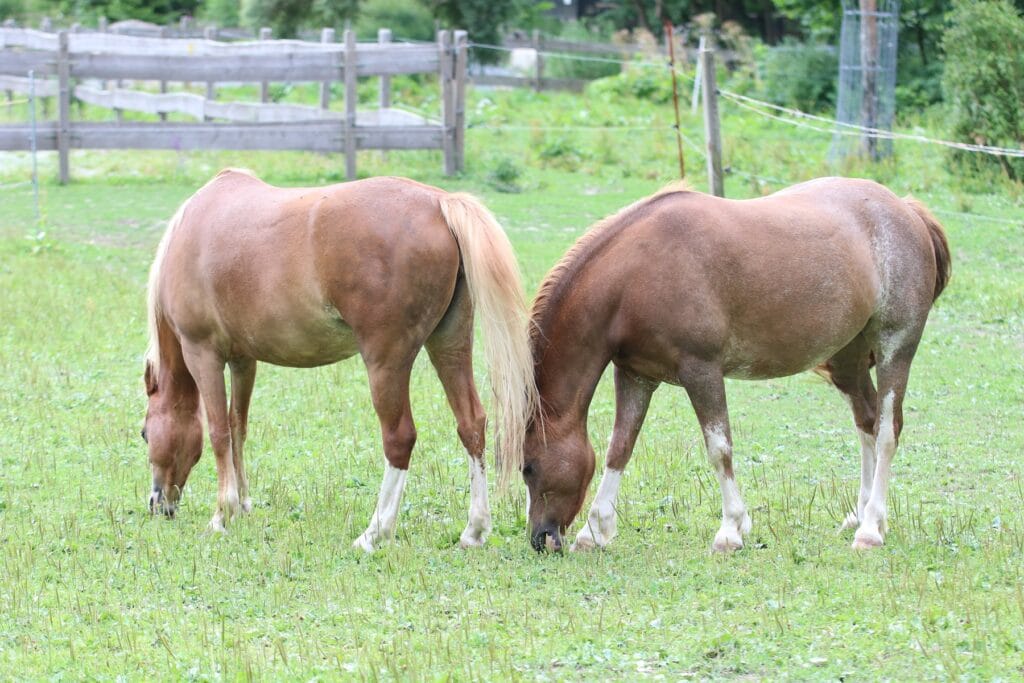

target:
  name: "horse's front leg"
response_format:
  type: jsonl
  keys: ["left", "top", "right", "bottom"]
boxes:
{"left": 228, "top": 359, "right": 257, "bottom": 514}
{"left": 572, "top": 367, "right": 656, "bottom": 551}
{"left": 181, "top": 344, "right": 240, "bottom": 533}
{"left": 353, "top": 359, "right": 417, "bottom": 553}
{"left": 682, "top": 361, "right": 751, "bottom": 552}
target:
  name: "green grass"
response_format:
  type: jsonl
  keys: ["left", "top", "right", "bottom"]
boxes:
{"left": 1, "top": 81, "right": 1023, "bottom": 680}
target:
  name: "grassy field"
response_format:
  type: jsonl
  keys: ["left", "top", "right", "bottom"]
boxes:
{"left": 1, "top": 80, "right": 1023, "bottom": 680}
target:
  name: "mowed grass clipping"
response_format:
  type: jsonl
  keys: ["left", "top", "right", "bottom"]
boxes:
{"left": 1, "top": 85, "right": 1023, "bottom": 680}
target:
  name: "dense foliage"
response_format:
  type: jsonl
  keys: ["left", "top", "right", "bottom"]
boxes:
{"left": 941, "top": 0, "right": 1024, "bottom": 180}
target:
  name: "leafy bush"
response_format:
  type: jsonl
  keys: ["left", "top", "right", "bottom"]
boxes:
{"left": 757, "top": 39, "right": 837, "bottom": 113}
{"left": 485, "top": 155, "right": 524, "bottom": 193}
{"left": 0, "top": 0, "right": 24, "bottom": 22}
{"left": 543, "top": 21, "right": 620, "bottom": 81}
{"left": 587, "top": 62, "right": 674, "bottom": 105}
{"left": 942, "top": 0, "right": 1024, "bottom": 181}
{"left": 356, "top": 0, "right": 434, "bottom": 42}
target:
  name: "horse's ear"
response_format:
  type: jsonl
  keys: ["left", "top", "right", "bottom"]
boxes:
{"left": 144, "top": 361, "right": 158, "bottom": 396}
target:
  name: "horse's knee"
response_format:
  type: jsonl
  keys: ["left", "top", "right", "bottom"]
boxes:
{"left": 383, "top": 420, "right": 417, "bottom": 469}
{"left": 457, "top": 412, "right": 486, "bottom": 456}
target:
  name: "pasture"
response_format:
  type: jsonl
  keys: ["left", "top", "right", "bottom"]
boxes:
{"left": 1, "top": 82, "right": 1023, "bottom": 680}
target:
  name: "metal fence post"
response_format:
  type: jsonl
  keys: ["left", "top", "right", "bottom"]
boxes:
{"left": 259, "top": 27, "right": 272, "bottom": 102}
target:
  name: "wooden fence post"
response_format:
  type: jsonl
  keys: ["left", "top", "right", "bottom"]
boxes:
{"left": 453, "top": 30, "right": 467, "bottom": 173}
{"left": 57, "top": 30, "right": 70, "bottom": 184}
{"left": 532, "top": 29, "right": 544, "bottom": 92}
{"left": 378, "top": 28, "right": 392, "bottom": 109}
{"left": 344, "top": 29, "right": 357, "bottom": 180}
{"left": 320, "top": 27, "right": 335, "bottom": 110}
{"left": 700, "top": 46, "right": 723, "bottom": 197}
{"left": 204, "top": 25, "right": 217, "bottom": 115}
{"left": 438, "top": 30, "right": 455, "bottom": 175}
{"left": 259, "top": 27, "right": 272, "bottom": 102}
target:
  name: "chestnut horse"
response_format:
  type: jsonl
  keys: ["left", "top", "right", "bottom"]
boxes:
{"left": 143, "top": 169, "right": 536, "bottom": 551}
{"left": 522, "top": 177, "right": 950, "bottom": 553}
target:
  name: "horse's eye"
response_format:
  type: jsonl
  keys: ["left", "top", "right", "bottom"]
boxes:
{"left": 522, "top": 463, "right": 535, "bottom": 477}
{"left": 140, "top": 428, "right": 148, "bottom": 444}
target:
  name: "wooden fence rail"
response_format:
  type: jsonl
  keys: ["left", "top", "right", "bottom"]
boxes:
{"left": 0, "top": 26, "right": 467, "bottom": 182}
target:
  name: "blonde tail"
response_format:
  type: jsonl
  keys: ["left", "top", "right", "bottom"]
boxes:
{"left": 438, "top": 193, "right": 538, "bottom": 489}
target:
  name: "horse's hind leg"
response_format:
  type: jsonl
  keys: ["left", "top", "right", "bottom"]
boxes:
{"left": 426, "top": 282, "right": 490, "bottom": 548}
{"left": 681, "top": 359, "right": 752, "bottom": 552}
{"left": 352, "top": 356, "right": 418, "bottom": 553}
{"left": 853, "top": 332, "right": 920, "bottom": 550}
{"left": 820, "top": 336, "right": 878, "bottom": 531}
{"left": 229, "top": 359, "right": 256, "bottom": 514}
{"left": 572, "top": 366, "right": 656, "bottom": 551}
{"left": 180, "top": 342, "right": 240, "bottom": 532}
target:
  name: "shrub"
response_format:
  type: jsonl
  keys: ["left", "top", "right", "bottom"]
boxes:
{"left": 941, "top": 0, "right": 1024, "bottom": 181}
{"left": 485, "top": 155, "right": 524, "bottom": 193}
{"left": 757, "top": 39, "right": 837, "bottom": 113}
{"left": 356, "top": 0, "right": 434, "bottom": 42}
{"left": 543, "top": 21, "right": 620, "bottom": 81}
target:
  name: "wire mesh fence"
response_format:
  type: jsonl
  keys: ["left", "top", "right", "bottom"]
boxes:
{"left": 831, "top": 0, "right": 899, "bottom": 161}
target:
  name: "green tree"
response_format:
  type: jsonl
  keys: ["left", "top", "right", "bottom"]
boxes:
{"left": 942, "top": 0, "right": 1024, "bottom": 180}
{"left": 425, "top": 0, "right": 523, "bottom": 60}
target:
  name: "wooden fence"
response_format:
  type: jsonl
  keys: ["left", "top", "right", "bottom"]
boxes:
{"left": 0, "top": 26, "right": 468, "bottom": 182}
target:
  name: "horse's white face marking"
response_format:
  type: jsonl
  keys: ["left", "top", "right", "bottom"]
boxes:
{"left": 459, "top": 456, "right": 491, "bottom": 548}
{"left": 353, "top": 464, "right": 407, "bottom": 553}
{"left": 572, "top": 468, "right": 622, "bottom": 550}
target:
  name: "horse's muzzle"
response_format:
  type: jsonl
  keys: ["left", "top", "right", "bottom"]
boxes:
{"left": 149, "top": 488, "right": 176, "bottom": 518}
{"left": 531, "top": 523, "right": 563, "bottom": 553}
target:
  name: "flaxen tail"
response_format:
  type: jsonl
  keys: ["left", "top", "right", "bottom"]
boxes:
{"left": 438, "top": 193, "right": 538, "bottom": 489}
{"left": 904, "top": 196, "right": 952, "bottom": 301}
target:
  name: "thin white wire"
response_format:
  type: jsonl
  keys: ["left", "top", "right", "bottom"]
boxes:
{"left": 719, "top": 88, "right": 1024, "bottom": 158}
{"left": 468, "top": 41, "right": 677, "bottom": 72}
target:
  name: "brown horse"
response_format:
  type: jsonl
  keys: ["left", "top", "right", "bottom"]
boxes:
{"left": 522, "top": 177, "right": 950, "bottom": 553}
{"left": 143, "top": 169, "right": 536, "bottom": 551}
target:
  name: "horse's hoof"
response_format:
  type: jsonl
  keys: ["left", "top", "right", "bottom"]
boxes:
{"left": 712, "top": 529, "right": 744, "bottom": 553}
{"left": 458, "top": 532, "right": 487, "bottom": 549}
{"left": 352, "top": 534, "right": 376, "bottom": 554}
{"left": 570, "top": 537, "right": 599, "bottom": 552}
{"left": 241, "top": 498, "right": 253, "bottom": 514}
{"left": 206, "top": 519, "right": 227, "bottom": 535}
{"left": 852, "top": 530, "right": 884, "bottom": 550}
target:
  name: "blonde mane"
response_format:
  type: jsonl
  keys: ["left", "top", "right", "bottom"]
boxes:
{"left": 530, "top": 180, "right": 693, "bottom": 348}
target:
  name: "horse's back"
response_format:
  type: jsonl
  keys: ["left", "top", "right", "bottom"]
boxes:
{"left": 606, "top": 179, "right": 929, "bottom": 379}
{"left": 158, "top": 172, "right": 460, "bottom": 367}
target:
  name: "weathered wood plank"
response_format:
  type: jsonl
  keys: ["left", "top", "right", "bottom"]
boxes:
{"left": 0, "top": 74, "right": 59, "bottom": 96}
{"left": 0, "top": 51, "right": 57, "bottom": 76}
{"left": 0, "top": 122, "right": 58, "bottom": 150}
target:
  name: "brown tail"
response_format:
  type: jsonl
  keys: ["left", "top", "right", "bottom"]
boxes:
{"left": 437, "top": 193, "right": 538, "bottom": 489}
{"left": 904, "top": 196, "right": 952, "bottom": 301}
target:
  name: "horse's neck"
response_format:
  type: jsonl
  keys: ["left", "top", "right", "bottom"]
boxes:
{"left": 533, "top": 310, "right": 613, "bottom": 427}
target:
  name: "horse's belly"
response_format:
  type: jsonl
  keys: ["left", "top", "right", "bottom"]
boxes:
{"left": 236, "top": 315, "right": 360, "bottom": 368}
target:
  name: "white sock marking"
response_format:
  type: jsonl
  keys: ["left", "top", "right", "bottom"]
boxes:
{"left": 460, "top": 456, "right": 491, "bottom": 548}
{"left": 353, "top": 464, "right": 407, "bottom": 552}
{"left": 573, "top": 468, "right": 622, "bottom": 550}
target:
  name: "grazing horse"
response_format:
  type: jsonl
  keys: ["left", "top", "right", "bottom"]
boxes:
{"left": 143, "top": 169, "right": 536, "bottom": 551}
{"left": 522, "top": 177, "right": 951, "bottom": 553}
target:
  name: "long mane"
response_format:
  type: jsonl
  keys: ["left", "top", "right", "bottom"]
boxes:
{"left": 529, "top": 180, "right": 693, "bottom": 350}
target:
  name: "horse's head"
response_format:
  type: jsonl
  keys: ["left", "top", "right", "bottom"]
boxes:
{"left": 522, "top": 417, "right": 595, "bottom": 552}
{"left": 142, "top": 360, "right": 202, "bottom": 517}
